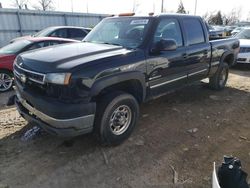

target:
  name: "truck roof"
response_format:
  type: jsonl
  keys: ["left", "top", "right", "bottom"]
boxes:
{"left": 110, "top": 13, "right": 201, "bottom": 19}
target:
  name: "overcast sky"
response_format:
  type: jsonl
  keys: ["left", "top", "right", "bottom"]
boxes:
{"left": 1, "top": 0, "right": 250, "bottom": 20}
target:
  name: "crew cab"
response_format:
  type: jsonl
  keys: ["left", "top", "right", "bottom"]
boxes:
{"left": 14, "top": 14, "right": 240, "bottom": 145}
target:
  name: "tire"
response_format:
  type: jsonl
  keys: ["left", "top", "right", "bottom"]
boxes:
{"left": 209, "top": 62, "right": 229, "bottom": 90}
{"left": 0, "top": 70, "right": 14, "bottom": 92}
{"left": 94, "top": 91, "right": 139, "bottom": 146}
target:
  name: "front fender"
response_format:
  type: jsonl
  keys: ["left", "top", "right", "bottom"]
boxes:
{"left": 90, "top": 71, "right": 146, "bottom": 101}
{"left": 220, "top": 51, "right": 235, "bottom": 66}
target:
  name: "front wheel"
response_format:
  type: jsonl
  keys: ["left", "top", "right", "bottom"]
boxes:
{"left": 0, "top": 70, "right": 14, "bottom": 92}
{"left": 94, "top": 92, "right": 139, "bottom": 146}
{"left": 209, "top": 63, "right": 229, "bottom": 90}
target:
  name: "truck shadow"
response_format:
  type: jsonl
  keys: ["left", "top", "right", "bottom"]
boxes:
{"left": 0, "top": 82, "right": 249, "bottom": 187}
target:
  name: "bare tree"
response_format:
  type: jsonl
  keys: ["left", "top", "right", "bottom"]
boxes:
{"left": 223, "top": 8, "right": 241, "bottom": 25}
{"left": 132, "top": 0, "right": 140, "bottom": 13}
{"left": 33, "top": 0, "right": 55, "bottom": 11}
{"left": 11, "top": 0, "right": 28, "bottom": 9}
{"left": 176, "top": 0, "right": 186, "bottom": 14}
{"left": 246, "top": 12, "right": 250, "bottom": 21}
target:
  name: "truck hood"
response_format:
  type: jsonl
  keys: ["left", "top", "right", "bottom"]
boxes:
{"left": 17, "top": 42, "right": 133, "bottom": 73}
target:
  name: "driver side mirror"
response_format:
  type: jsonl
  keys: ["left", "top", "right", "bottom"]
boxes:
{"left": 151, "top": 39, "right": 177, "bottom": 54}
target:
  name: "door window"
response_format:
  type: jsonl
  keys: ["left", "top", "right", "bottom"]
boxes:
{"left": 68, "top": 28, "right": 87, "bottom": 40}
{"left": 49, "top": 29, "right": 68, "bottom": 38}
{"left": 154, "top": 18, "right": 183, "bottom": 47}
{"left": 27, "top": 41, "right": 48, "bottom": 50}
{"left": 183, "top": 18, "right": 205, "bottom": 45}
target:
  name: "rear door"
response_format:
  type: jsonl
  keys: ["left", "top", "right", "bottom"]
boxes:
{"left": 181, "top": 17, "right": 211, "bottom": 82}
{"left": 147, "top": 17, "right": 188, "bottom": 97}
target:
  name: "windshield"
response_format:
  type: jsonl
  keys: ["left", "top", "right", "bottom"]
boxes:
{"left": 235, "top": 29, "right": 250, "bottom": 39}
{"left": 84, "top": 17, "right": 151, "bottom": 49}
{"left": 0, "top": 40, "right": 31, "bottom": 55}
{"left": 33, "top": 27, "right": 54, "bottom": 37}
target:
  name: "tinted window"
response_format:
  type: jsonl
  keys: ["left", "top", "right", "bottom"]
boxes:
{"left": 49, "top": 41, "right": 61, "bottom": 45}
{"left": 49, "top": 29, "right": 67, "bottom": 38}
{"left": 27, "top": 42, "right": 48, "bottom": 50}
{"left": 154, "top": 18, "right": 183, "bottom": 47}
{"left": 68, "top": 29, "right": 87, "bottom": 40}
{"left": 183, "top": 18, "right": 205, "bottom": 45}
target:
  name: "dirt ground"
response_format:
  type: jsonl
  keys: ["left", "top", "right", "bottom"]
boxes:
{"left": 0, "top": 66, "right": 250, "bottom": 188}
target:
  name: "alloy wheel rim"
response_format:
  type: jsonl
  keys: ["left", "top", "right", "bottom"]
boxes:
{"left": 0, "top": 73, "right": 13, "bottom": 91}
{"left": 109, "top": 105, "right": 132, "bottom": 135}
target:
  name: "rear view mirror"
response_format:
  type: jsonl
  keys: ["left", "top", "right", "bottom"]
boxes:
{"left": 151, "top": 39, "right": 177, "bottom": 54}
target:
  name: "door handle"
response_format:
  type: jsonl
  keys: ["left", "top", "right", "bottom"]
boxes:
{"left": 182, "top": 53, "right": 188, "bottom": 59}
{"left": 203, "top": 50, "right": 208, "bottom": 55}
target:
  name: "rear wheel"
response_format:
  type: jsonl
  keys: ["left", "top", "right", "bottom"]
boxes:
{"left": 0, "top": 70, "right": 13, "bottom": 92}
{"left": 94, "top": 91, "right": 139, "bottom": 146}
{"left": 209, "top": 62, "right": 229, "bottom": 90}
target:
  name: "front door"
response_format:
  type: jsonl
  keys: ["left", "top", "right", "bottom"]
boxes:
{"left": 146, "top": 17, "right": 188, "bottom": 97}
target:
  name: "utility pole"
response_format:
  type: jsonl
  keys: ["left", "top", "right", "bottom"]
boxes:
{"left": 194, "top": 0, "right": 197, "bottom": 15}
{"left": 71, "top": 0, "right": 74, "bottom": 12}
{"left": 161, "top": 0, "right": 164, "bottom": 13}
{"left": 86, "top": 0, "right": 89, "bottom": 13}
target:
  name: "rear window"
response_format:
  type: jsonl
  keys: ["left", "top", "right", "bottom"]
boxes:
{"left": 183, "top": 18, "right": 205, "bottom": 45}
{"left": 0, "top": 40, "right": 31, "bottom": 55}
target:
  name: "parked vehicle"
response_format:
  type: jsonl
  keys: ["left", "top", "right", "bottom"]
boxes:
{"left": 231, "top": 27, "right": 244, "bottom": 36}
{"left": 10, "top": 26, "right": 91, "bottom": 43}
{"left": 207, "top": 25, "right": 226, "bottom": 40}
{"left": 14, "top": 14, "right": 239, "bottom": 145}
{"left": 234, "top": 28, "right": 250, "bottom": 64}
{"left": 0, "top": 37, "right": 77, "bottom": 92}
{"left": 225, "top": 26, "right": 237, "bottom": 36}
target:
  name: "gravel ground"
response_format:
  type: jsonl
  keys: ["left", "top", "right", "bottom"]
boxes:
{"left": 0, "top": 66, "right": 250, "bottom": 188}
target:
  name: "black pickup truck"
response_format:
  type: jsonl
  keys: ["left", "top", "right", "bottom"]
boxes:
{"left": 14, "top": 14, "right": 239, "bottom": 145}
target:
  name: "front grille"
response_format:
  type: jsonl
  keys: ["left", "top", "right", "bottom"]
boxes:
{"left": 13, "top": 63, "right": 89, "bottom": 103}
{"left": 237, "top": 58, "right": 247, "bottom": 62}
{"left": 239, "top": 47, "right": 250, "bottom": 53}
{"left": 14, "top": 63, "right": 45, "bottom": 84}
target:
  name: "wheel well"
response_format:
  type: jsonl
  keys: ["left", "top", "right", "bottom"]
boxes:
{"left": 223, "top": 54, "right": 234, "bottom": 66}
{"left": 93, "top": 80, "right": 144, "bottom": 104}
{"left": 0, "top": 69, "right": 13, "bottom": 74}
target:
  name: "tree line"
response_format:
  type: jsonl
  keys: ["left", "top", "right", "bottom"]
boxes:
{"left": 10, "top": 0, "right": 54, "bottom": 11}
{"left": 175, "top": 0, "right": 245, "bottom": 25}
{"left": 5, "top": 0, "right": 250, "bottom": 23}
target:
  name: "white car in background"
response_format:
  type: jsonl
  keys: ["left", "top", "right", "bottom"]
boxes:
{"left": 231, "top": 27, "right": 245, "bottom": 36}
{"left": 234, "top": 28, "right": 250, "bottom": 64}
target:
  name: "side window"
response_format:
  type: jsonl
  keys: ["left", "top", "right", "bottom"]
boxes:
{"left": 49, "top": 29, "right": 67, "bottom": 38}
{"left": 48, "top": 41, "right": 61, "bottom": 46}
{"left": 154, "top": 18, "right": 183, "bottom": 47}
{"left": 68, "top": 29, "right": 87, "bottom": 40}
{"left": 183, "top": 18, "right": 205, "bottom": 45}
{"left": 27, "top": 42, "right": 47, "bottom": 50}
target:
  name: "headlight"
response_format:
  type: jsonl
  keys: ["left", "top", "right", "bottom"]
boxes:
{"left": 45, "top": 73, "right": 71, "bottom": 85}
